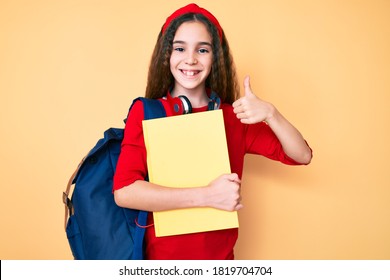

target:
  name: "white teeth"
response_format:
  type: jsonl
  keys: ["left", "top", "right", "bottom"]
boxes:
{"left": 182, "top": 70, "right": 198, "bottom": 76}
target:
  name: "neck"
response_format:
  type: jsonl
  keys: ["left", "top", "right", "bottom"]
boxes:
{"left": 171, "top": 87, "right": 209, "bottom": 108}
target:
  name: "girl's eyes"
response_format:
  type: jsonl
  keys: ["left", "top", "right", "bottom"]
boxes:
{"left": 198, "top": 48, "right": 210, "bottom": 54}
{"left": 173, "top": 47, "right": 210, "bottom": 54}
{"left": 174, "top": 47, "right": 185, "bottom": 52}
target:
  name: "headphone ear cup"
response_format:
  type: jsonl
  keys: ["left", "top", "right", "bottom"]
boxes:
{"left": 178, "top": 95, "right": 192, "bottom": 114}
{"left": 170, "top": 97, "right": 183, "bottom": 115}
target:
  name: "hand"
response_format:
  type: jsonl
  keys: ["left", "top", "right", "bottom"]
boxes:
{"left": 232, "top": 76, "right": 275, "bottom": 124}
{"left": 203, "top": 173, "right": 243, "bottom": 211}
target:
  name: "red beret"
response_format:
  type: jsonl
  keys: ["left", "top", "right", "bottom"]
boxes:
{"left": 162, "top": 3, "right": 223, "bottom": 41}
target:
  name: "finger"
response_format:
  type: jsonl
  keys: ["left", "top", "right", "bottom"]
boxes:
{"left": 239, "top": 118, "right": 252, "bottom": 124}
{"left": 244, "top": 75, "right": 250, "bottom": 89}
{"left": 233, "top": 105, "right": 245, "bottom": 114}
{"left": 244, "top": 75, "right": 254, "bottom": 97}
{"left": 235, "top": 203, "right": 244, "bottom": 211}
{"left": 235, "top": 112, "right": 247, "bottom": 120}
{"left": 232, "top": 98, "right": 242, "bottom": 108}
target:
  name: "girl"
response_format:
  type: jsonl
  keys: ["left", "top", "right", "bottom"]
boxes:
{"left": 113, "top": 3, "right": 312, "bottom": 260}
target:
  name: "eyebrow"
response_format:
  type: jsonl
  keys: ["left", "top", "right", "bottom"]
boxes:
{"left": 172, "top": 40, "right": 212, "bottom": 47}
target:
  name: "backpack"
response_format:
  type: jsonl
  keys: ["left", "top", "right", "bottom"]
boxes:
{"left": 62, "top": 97, "right": 166, "bottom": 260}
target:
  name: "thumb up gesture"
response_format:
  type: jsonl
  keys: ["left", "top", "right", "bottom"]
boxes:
{"left": 232, "top": 76, "right": 274, "bottom": 124}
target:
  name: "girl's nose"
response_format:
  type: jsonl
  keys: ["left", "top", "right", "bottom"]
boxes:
{"left": 185, "top": 54, "right": 198, "bottom": 65}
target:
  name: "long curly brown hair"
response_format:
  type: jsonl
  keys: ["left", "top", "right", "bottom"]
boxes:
{"left": 145, "top": 13, "right": 240, "bottom": 104}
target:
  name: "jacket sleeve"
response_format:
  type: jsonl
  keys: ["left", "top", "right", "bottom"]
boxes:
{"left": 245, "top": 121, "right": 311, "bottom": 165}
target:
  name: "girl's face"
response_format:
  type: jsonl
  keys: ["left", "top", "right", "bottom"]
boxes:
{"left": 170, "top": 21, "right": 213, "bottom": 96}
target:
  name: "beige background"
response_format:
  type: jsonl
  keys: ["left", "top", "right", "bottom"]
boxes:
{"left": 1, "top": 0, "right": 389, "bottom": 259}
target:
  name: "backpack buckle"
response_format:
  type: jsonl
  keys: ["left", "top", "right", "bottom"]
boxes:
{"left": 62, "top": 192, "right": 73, "bottom": 216}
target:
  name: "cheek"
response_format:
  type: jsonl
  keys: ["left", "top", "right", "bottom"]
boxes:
{"left": 169, "top": 56, "right": 176, "bottom": 73}
{"left": 169, "top": 52, "right": 180, "bottom": 65}
{"left": 204, "top": 57, "right": 213, "bottom": 73}
{"left": 169, "top": 55, "right": 174, "bottom": 68}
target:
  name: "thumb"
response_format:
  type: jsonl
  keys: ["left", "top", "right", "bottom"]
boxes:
{"left": 244, "top": 75, "right": 254, "bottom": 97}
{"left": 226, "top": 173, "right": 241, "bottom": 184}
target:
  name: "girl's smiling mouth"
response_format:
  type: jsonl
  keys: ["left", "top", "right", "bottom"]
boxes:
{"left": 181, "top": 70, "right": 201, "bottom": 77}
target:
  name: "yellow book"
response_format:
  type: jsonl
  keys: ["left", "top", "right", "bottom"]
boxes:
{"left": 142, "top": 109, "right": 239, "bottom": 237}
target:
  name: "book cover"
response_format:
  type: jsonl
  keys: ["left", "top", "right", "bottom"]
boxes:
{"left": 142, "top": 109, "right": 239, "bottom": 237}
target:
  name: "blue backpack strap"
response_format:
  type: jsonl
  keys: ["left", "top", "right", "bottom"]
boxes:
{"left": 124, "top": 97, "right": 166, "bottom": 124}
{"left": 131, "top": 210, "right": 149, "bottom": 260}
{"left": 129, "top": 97, "right": 166, "bottom": 260}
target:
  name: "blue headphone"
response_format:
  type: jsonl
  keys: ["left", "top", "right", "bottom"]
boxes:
{"left": 166, "top": 91, "right": 221, "bottom": 115}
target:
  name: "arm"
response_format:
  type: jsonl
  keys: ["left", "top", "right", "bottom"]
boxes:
{"left": 114, "top": 173, "right": 243, "bottom": 212}
{"left": 233, "top": 76, "right": 312, "bottom": 165}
